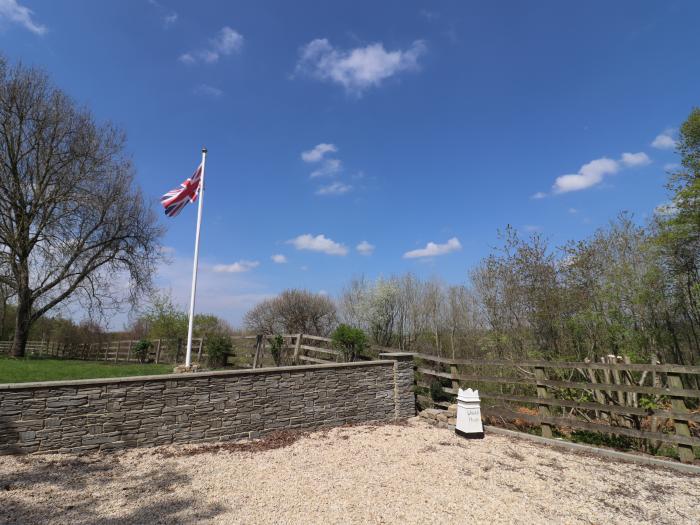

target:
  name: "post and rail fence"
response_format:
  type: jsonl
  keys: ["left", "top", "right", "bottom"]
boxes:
{"left": 0, "top": 333, "right": 364, "bottom": 368}
{"left": 415, "top": 352, "right": 700, "bottom": 463}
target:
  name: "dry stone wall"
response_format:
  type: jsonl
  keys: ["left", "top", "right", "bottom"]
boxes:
{"left": 0, "top": 358, "right": 415, "bottom": 455}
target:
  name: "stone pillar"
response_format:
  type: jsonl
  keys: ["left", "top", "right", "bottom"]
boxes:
{"left": 380, "top": 352, "right": 416, "bottom": 419}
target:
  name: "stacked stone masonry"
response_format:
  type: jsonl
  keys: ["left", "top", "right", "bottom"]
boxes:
{"left": 0, "top": 359, "right": 416, "bottom": 455}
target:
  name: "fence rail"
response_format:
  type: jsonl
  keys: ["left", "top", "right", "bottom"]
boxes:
{"left": 415, "top": 352, "right": 700, "bottom": 463}
{"left": 0, "top": 338, "right": 204, "bottom": 365}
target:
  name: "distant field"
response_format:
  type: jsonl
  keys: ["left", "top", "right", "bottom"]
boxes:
{"left": 0, "top": 357, "right": 173, "bottom": 384}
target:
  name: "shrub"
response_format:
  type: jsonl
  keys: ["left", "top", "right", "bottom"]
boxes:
{"left": 205, "top": 334, "right": 232, "bottom": 368}
{"left": 133, "top": 339, "right": 152, "bottom": 363}
{"left": 331, "top": 324, "right": 367, "bottom": 362}
{"left": 269, "top": 335, "right": 285, "bottom": 366}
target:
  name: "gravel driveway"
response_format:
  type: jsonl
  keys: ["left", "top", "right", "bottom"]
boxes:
{"left": 1, "top": 418, "right": 698, "bottom": 524}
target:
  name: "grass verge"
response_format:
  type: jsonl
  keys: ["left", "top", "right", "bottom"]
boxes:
{"left": 0, "top": 356, "right": 173, "bottom": 384}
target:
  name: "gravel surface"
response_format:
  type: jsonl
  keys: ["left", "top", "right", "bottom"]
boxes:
{"left": 1, "top": 418, "right": 698, "bottom": 524}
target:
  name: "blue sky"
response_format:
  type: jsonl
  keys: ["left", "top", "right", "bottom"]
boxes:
{"left": 1, "top": 1, "right": 698, "bottom": 327}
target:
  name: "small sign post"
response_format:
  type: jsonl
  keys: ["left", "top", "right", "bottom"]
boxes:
{"left": 456, "top": 388, "right": 484, "bottom": 439}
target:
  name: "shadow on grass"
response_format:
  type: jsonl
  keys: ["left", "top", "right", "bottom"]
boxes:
{"left": 0, "top": 451, "right": 225, "bottom": 524}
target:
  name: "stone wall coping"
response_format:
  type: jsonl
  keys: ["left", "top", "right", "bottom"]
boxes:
{"left": 0, "top": 360, "right": 396, "bottom": 391}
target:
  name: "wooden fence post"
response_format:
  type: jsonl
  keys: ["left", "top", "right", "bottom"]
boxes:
{"left": 253, "top": 334, "right": 263, "bottom": 369}
{"left": 667, "top": 373, "right": 695, "bottom": 463}
{"left": 450, "top": 362, "right": 459, "bottom": 394}
{"left": 293, "top": 333, "right": 302, "bottom": 364}
{"left": 155, "top": 339, "right": 162, "bottom": 364}
{"left": 197, "top": 337, "right": 204, "bottom": 362}
{"left": 534, "top": 366, "right": 553, "bottom": 438}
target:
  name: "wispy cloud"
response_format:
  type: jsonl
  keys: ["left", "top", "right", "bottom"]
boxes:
{"left": 301, "top": 143, "right": 337, "bottom": 163}
{"left": 193, "top": 84, "right": 223, "bottom": 97}
{"left": 620, "top": 152, "right": 651, "bottom": 168}
{"left": 536, "top": 151, "right": 651, "bottom": 197}
{"left": 213, "top": 260, "right": 260, "bottom": 273}
{"left": 310, "top": 158, "right": 342, "bottom": 178}
{"left": 356, "top": 240, "right": 375, "bottom": 256}
{"left": 403, "top": 237, "right": 462, "bottom": 259}
{"left": 316, "top": 181, "right": 352, "bottom": 196}
{"left": 271, "top": 254, "right": 287, "bottom": 264}
{"left": 651, "top": 129, "right": 676, "bottom": 150}
{"left": 179, "top": 26, "right": 243, "bottom": 65}
{"left": 295, "top": 38, "right": 427, "bottom": 95}
{"left": 287, "top": 234, "right": 348, "bottom": 256}
{"left": 0, "top": 0, "right": 46, "bottom": 35}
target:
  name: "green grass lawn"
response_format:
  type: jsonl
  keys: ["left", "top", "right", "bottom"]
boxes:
{"left": 0, "top": 357, "right": 173, "bottom": 384}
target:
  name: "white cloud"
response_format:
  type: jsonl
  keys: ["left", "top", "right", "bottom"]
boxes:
{"left": 551, "top": 152, "right": 652, "bottom": 195}
{"left": 356, "top": 240, "right": 375, "bottom": 255}
{"left": 271, "top": 254, "right": 287, "bottom": 264}
{"left": 553, "top": 157, "right": 619, "bottom": 194}
{"left": 316, "top": 181, "right": 352, "bottom": 195}
{"left": 213, "top": 260, "right": 260, "bottom": 273}
{"left": 194, "top": 84, "right": 223, "bottom": 97}
{"left": 620, "top": 152, "right": 651, "bottom": 167}
{"left": 531, "top": 191, "right": 547, "bottom": 200}
{"left": 179, "top": 26, "right": 243, "bottom": 65}
{"left": 287, "top": 234, "right": 348, "bottom": 256}
{"left": 523, "top": 225, "right": 541, "bottom": 232}
{"left": 164, "top": 12, "right": 178, "bottom": 27}
{"left": 0, "top": 0, "right": 46, "bottom": 35}
{"left": 664, "top": 163, "right": 678, "bottom": 171}
{"left": 295, "top": 38, "right": 427, "bottom": 95}
{"left": 568, "top": 208, "right": 578, "bottom": 214}
{"left": 302, "top": 143, "right": 337, "bottom": 163}
{"left": 652, "top": 129, "right": 676, "bottom": 150}
{"left": 403, "top": 237, "right": 462, "bottom": 259}
{"left": 310, "top": 158, "right": 342, "bottom": 178}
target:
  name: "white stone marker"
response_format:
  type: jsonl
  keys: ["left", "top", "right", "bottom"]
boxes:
{"left": 456, "top": 388, "right": 484, "bottom": 438}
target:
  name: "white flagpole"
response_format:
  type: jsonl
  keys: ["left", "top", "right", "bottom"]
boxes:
{"left": 185, "top": 147, "right": 207, "bottom": 368}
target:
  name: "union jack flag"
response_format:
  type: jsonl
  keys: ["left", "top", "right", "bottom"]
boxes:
{"left": 161, "top": 164, "right": 203, "bottom": 217}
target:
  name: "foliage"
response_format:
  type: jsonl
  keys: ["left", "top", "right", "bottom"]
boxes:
{"left": 269, "top": 335, "right": 285, "bottom": 366}
{"left": 205, "top": 333, "right": 232, "bottom": 367}
{"left": 244, "top": 289, "right": 337, "bottom": 336}
{"left": 133, "top": 339, "right": 152, "bottom": 364}
{"left": 141, "top": 292, "right": 189, "bottom": 341}
{"left": 331, "top": 324, "right": 368, "bottom": 362}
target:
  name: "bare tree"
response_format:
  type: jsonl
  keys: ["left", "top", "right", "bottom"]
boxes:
{"left": 244, "top": 289, "right": 337, "bottom": 336}
{"left": 0, "top": 57, "right": 163, "bottom": 357}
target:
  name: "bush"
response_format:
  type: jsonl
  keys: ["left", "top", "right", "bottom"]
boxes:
{"left": 331, "top": 324, "right": 367, "bottom": 362}
{"left": 269, "top": 335, "right": 285, "bottom": 366}
{"left": 133, "top": 339, "right": 152, "bottom": 364}
{"left": 205, "top": 334, "right": 232, "bottom": 368}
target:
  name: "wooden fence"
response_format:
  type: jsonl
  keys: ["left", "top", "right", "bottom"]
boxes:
{"left": 244, "top": 333, "right": 349, "bottom": 368}
{"left": 0, "top": 333, "right": 353, "bottom": 368}
{"left": 0, "top": 338, "right": 204, "bottom": 365}
{"left": 415, "top": 353, "right": 700, "bottom": 463}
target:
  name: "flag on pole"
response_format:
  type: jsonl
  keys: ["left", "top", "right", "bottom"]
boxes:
{"left": 160, "top": 164, "right": 203, "bottom": 217}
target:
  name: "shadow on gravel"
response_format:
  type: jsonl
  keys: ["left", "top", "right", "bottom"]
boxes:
{"left": 0, "top": 454, "right": 225, "bottom": 525}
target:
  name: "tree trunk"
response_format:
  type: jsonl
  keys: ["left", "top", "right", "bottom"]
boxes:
{"left": 11, "top": 291, "right": 32, "bottom": 358}
{"left": 0, "top": 295, "right": 6, "bottom": 341}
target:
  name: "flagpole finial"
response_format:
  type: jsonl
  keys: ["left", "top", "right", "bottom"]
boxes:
{"left": 202, "top": 147, "right": 207, "bottom": 154}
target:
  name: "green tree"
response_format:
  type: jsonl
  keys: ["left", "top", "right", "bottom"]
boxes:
{"left": 143, "top": 292, "right": 188, "bottom": 341}
{"left": 331, "top": 324, "right": 368, "bottom": 362}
